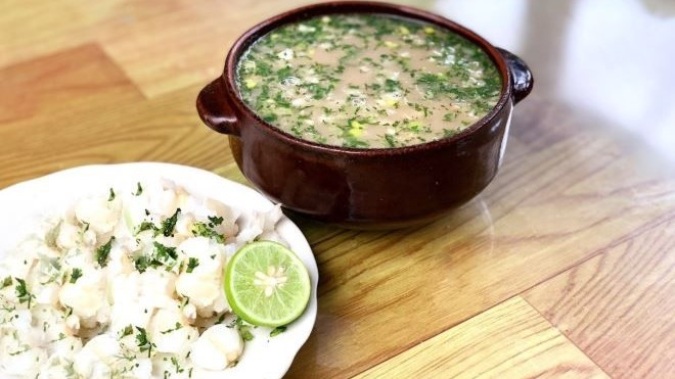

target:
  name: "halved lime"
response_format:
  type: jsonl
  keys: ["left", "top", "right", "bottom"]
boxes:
{"left": 224, "top": 241, "right": 311, "bottom": 327}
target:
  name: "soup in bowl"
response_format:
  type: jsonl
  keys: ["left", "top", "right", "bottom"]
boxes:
{"left": 197, "top": 1, "right": 533, "bottom": 229}
{"left": 235, "top": 13, "right": 501, "bottom": 149}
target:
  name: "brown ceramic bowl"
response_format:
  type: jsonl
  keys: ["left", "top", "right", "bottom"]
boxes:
{"left": 197, "top": 1, "right": 533, "bottom": 229}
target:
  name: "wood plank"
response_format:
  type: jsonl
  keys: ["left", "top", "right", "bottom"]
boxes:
{"left": 0, "top": 84, "right": 231, "bottom": 189}
{"left": 0, "top": 0, "right": 90, "bottom": 67}
{"left": 0, "top": 0, "right": 183, "bottom": 68}
{"left": 0, "top": 43, "right": 144, "bottom": 124}
{"left": 354, "top": 297, "right": 608, "bottom": 378}
{"left": 0, "top": 43, "right": 144, "bottom": 187}
{"left": 523, "top": 216, "right": 675, "bottom": 378}
{"left": 284, "top": 97, "right": 675, "bottom": 378}
{"left": 0, "top": 44, "right": 231, "bottom": 188}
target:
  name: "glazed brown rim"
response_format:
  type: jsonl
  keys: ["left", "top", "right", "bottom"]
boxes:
{"left": 222, "top": 1, "right": 512, "bottom": 156}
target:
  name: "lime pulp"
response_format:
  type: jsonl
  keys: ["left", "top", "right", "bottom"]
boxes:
{"left": 224, "top": 241, "right": 311, "bottom": 327}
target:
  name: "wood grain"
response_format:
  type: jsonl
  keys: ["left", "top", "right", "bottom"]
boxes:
{"left": 2, "top": 1, "right": 675, "bottom": 378}
{"left": 0, "top": 44, "right": 143, "bottom": 123}
{"left": 0, "top": 44, "right": 229, "bottom": 189}
{"left": 354, "top": 297, "right": 608, "bottom": 378}
{"left": 0, "top": 44, "right": 142, "bottom": 186}
{"left": 524, "top": 215, "right": 675, "bottom": 378}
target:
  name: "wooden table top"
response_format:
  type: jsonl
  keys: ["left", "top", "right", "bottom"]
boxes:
{"left": 2, "top": 0, "right": 674, "bottom": 378}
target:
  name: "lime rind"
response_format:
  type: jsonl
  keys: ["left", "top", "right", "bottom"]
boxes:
{"left": 224, "top": 241, "right": 311, "bottom": 327}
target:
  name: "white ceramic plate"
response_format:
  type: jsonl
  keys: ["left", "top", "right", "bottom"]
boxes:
{"left": 0, "top": 162, "right": 318, "bottom": 379}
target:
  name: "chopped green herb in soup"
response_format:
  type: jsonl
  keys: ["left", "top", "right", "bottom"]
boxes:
{"left": 236, "top": 14, "right": 501, "bottom": 148}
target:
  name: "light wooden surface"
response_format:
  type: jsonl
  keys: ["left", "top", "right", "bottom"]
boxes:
{"left": 355, "top": 297, "right": 608, "bottom": 378}
{"left": 2, "top": 1, "right": 675, "bottom": 378}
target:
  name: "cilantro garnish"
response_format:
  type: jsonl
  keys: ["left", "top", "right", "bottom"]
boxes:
{"left": 160, "top": 322, "right": 183, "bottom": 334}
{"left": 96, "top": 237, "right": 115, "bottom": 267}
{"left": 207, "top": 216, "right": 224, "bottom": 226}
{"left": 135, "top": 221, "right": 159, "bottom": 235}
{"left": 70, "top": 268, "right": 83, "bottom": 283}
{"left": 1, "top": 276, "right": 12, "bottom": 289}
{"left": 270, "top": 325, "right": 287, "bottom": 337}
{"left": 134, "top": 255, "right": 151, "bottom": 273}
{"left": 443, "top": 112, "right": 456, "bottom": 122}
{"left": 215, "top": 313, "right": 227, "bottom": 324}
{"left": 134, "top": 182, "right": 143, "bottom": 196}
{"left": 135, "top": 327, "right": 156, "bottom": 357}
{"left": 119, "top": 325, "right": 134, "bottom": 338}
{"left": 154, "top": 242, "right": 177, "bottom": 261}
{"left": 191, "top": 222, "right": 225, "bottom": 243}
{"left": 161, "top": 208, "right": 181, "bottom": 237}
{"left": 384, "top": 133, "right": 397, "bottom": 148}
{"left": 186, "top": 257, "right": 199, "bottom": 273}
{"left": 14, "top": 278, "right": 34, "bottom": 308}
{"left": 135, "top": 242, "right": 178, "bottom": 273}
{"left": 227, "top": 317, "right": 254, "bottom": 341}
{"left": 170, "top": 356, "right": 185, "bottom": 373}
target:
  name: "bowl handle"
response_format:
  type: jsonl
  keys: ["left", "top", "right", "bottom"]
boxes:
{"left": 497, "top": 48, "right": 534, "bottom": 104}
{"left": 196, "top": 77, "right": 240, "bottom": 136}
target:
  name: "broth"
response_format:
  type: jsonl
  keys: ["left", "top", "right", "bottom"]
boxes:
{"left": 236, "top": 14, "right": 501, "bottom": 148}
